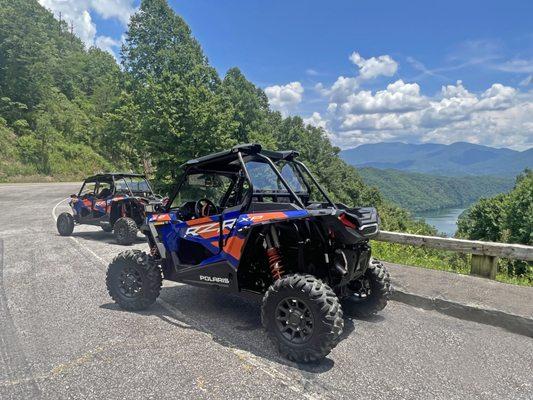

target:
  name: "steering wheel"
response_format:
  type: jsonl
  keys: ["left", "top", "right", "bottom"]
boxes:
{"left": 194, "top": 198, "right": 217, "bottom": 218}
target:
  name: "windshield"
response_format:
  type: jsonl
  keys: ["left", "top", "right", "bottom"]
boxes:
{"left": 245, "top": 159, "right": 330, "bottom": 205}
{"left": 115, "top": 176, "right": 151, "bottom": 194}
{"left": 246, "top": 160, "right": 307, "bottom": 193}
{"left": 170, "top": 173, "right": 233, "bottom": 208}
{"left": 79, "top": 181, "right": 96, "bottom": 196}
{"left": 278, "top": 161, "right": 307, "bottom": 193}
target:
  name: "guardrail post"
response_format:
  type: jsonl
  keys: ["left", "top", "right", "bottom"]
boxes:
{"left": 470, "top": 255, "right": 498, "bottom": 279}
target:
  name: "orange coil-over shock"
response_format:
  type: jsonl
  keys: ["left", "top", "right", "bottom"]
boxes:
{"left": 266, "top": 225, "right": 284, "bottom": 280}
{"left": 266, "top": 247, "right": 284, "bottom": 280}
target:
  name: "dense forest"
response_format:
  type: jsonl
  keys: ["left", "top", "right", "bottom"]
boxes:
{"left": 1, "top": 0, "right": 529, "bottom": 284}
{"left": 359, "top": 168, "right": 514, "bottom": 212}
{"left": 0, "top": 0, "right": 122, "bottom": 179}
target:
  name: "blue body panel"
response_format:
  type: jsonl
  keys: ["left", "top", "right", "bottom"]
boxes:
{"left": 149, "top": 209, "right": 310, "bottom": 268}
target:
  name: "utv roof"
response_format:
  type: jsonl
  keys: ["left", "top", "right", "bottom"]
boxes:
{"left": 84, "top": 173, "right": 146, "bottom": 181}
{"left": 182, "top": 144, "right": 300, "bottom": 170}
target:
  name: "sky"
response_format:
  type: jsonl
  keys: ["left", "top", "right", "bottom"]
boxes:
{"left": 37, "top": 0, "right": 533, "bottom": 150}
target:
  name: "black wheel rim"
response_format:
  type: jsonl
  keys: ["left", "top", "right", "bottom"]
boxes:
{"left": 275, "top": 298, "right": 314, "bottom": 344}
{"left": 118, "top": 266, "right": 143, "bottom": 298}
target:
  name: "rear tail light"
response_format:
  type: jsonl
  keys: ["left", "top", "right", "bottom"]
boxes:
{"left": 338, "top": 213, "right": 357, "bottom": 229}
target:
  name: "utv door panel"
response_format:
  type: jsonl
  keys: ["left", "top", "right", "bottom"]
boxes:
{"left": 177, "top": 215, "right": 223, "bottom": 266}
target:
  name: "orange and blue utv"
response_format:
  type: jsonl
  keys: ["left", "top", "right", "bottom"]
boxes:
{"left": 105, "top": 144, "right": 391, "bottom": 362}
{"left": 56, "top": 173, "right": 163, "bottom": 245}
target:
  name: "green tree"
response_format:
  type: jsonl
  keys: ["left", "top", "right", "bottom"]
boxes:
{"left": 456, "top": 195, "right": 506, "bottom": 241}
{"left": 457, "top": 170, "right": 533, "bottom": 245}
{"left": 456, "top": 170, "right": 532, "bottom": 280}
{"left": 122, "top": 0, "right": 206, "bottom": 82}
{"left": 505, "top": 170, "right": 533, "bottom": 245}
{"left": 220, "top": 68, "right": 276, "bottom": 147}
{"left": 117, "top": 0, "right": 242, "bottom": 185}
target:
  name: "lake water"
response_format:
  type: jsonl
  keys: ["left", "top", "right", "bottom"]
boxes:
{"left": 414, "top": 207, "right": 466, "bottom": 237}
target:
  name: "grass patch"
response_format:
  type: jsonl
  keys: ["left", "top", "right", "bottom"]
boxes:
{"left": 372, "top": 241, "right": 532, "bottom": 287}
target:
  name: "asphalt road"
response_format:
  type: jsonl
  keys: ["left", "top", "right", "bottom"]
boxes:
{"left": 0, "top": 182, "right": 532, "bottom": 400}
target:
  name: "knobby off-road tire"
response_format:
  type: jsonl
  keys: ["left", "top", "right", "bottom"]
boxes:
{"left": 56, "top": 212, "right": 74, "bottom": 236}
{"left": 113, "top": 217, "right": 138, "bottom": 245}
{"left": 261, "top": 274, "right": 344, "bottom": 363}
{"left": 106, "top": 250, "right": 162, "bottom": 311}
{"left": 342, "top": 259, "right": 391, "bottom": 318}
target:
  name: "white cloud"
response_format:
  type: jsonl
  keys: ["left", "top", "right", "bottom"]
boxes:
{"left": 38, "top": 0, "right": 135, "bottom": 47}
{"left": 520, "top": 75, "right": 533, "bottom": 87}
{"left": 331, "top": 129, "right": 398, "bottom": 149}
{"left": 418, "top": 82, "right": 517, "bottom": 128}
{"left": 441, "top": 80, "right": 474, "bottom": 99}
{"left": 422, "top": 101, "right": 533, "bottom": 149}
{"left": 406, "top": 56, "right": 448, "bottom": 80}
{"left": 327, "top": 103, "right": 338, "bottom": 113}
{"left": 326, "top": 76, "right": 359, "bottom": 103}
{"left": 349, "top": 52, "right": 398, "bottom": 80}
{"left": 90, "top": 0, "right": 136, "bottom": 26}
{"left": 39, "top": 0, "right": 97, "bottom": 45}
{"left": 494, "top": 59, "right": 533, "bottom": 74}
{"left": 321, "top": 74, "right": 531, "bottom": 149}
{"left": 278, "top": 49, "right": 532, "bottom": 150}
{"left": 309, "top": 49, "right": 530, "bottom": 149}
{"left": 264, "top": 82, "right": 304, "bottom": 114}
{"left": 94, "top": 35, "right": 122, "bottom": 58}
{"left": 303, "top": 112, "right": 328, "bottom": 130}
{"left": 476, "top": 83, "right": 516, "bottom": 111}
{"left": 341, "top": 80, "right": 428, "bottom": 114}
{"left": 317, "top": 52, "right": 399, "bottom": 104}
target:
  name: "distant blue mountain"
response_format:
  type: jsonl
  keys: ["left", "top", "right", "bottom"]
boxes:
{"left": 340, "top": 142, "right": 532, "bottom": 177}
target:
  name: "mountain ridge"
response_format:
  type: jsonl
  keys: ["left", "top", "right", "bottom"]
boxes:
{"left": 340, "top": 142, "right": 532, "bottom": 177}
{"left": 358, "top": 167, "right": 515, "bottom": 212}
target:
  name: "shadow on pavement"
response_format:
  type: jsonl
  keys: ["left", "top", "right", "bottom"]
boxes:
{"left": 100, "top": 284, "right": 370, "bottom": 373}
{"left": 70, "top": 230, "right": 145, "bottom": 245}
{"left": 357, "top": 314, "right": 386, "bottom": 323}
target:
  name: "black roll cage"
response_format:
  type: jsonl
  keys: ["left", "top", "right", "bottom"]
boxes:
{"left": 166, "top": 145, "right": 337, "bottom": 213}
{"left": 78, "top": 174, "right": 154, "bottom": 198}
